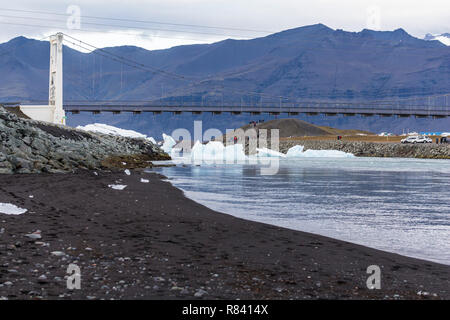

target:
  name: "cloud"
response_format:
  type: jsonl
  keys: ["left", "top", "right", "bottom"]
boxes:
{"left": 0, "top": 0, "right": 448, "bottom": 50}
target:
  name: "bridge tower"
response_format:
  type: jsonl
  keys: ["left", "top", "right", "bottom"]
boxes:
{"left": 19, "top": 33, "right": 66, "bottom": 125}
{"left": 48, "top": 33, "right": 65, "bottom": 125}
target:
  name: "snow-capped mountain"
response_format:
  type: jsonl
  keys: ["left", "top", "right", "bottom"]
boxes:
{"left": 424, "top": 33, "right": 450, "bottom": 46}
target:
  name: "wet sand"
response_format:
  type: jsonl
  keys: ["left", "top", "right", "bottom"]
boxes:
{"left": 0, "top": 170, "right": 449, "bottom": 299}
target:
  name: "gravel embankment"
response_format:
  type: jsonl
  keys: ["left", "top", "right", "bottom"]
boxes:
{"left": 0, "top": 106, "right": 169, "bottom": 174}
{"left": 279, "top": 140, "right": 450, "bottom": 159}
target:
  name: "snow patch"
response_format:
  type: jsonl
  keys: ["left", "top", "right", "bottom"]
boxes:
{"left": 0, "top": 203, "right": 27, "bottom": 215}
{"left": 76, "top": 123, "right": 156, "bottom": 143}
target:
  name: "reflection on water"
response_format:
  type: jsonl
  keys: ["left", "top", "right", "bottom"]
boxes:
{"left": 154, "top": 157, "right": 450, "bottom": 265}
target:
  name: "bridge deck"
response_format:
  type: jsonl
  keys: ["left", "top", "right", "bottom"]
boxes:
{"left": 62, "top": 104, "right": 450, "bottom": 117}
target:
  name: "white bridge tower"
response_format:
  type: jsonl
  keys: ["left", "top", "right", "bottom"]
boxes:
{"left": 20, "top": 33, "right": 66, "bottom": 125}
{"left": 48, "top": 33, "right": 65, "bottom": 125}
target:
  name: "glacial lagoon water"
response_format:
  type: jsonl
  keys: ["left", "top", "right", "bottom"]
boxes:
{"left": 154, "top": 157, "right": 450, "bottom": 265}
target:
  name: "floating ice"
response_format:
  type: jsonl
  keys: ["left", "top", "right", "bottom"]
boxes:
{"left": 161, "top": 133, "right": 177, "bottom": 153}
{"left": 76, "top": 123, "right": 156, "bottom": 144}
{"left": 0, "top": 203, "right": 27, "bottom": 215}
{"left": 190, "top": 141, "right": 247, "bottom": 162}
{"left": 286, "top": 145, "right": 354, "bottom": 158}
{"left": 256, "top": 148, "right": 286, "bottom": 158}
{"left": 108, "top": 184, "right": 127, "bottom": 190}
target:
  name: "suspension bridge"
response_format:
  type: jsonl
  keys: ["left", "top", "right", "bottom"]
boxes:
{"left": 3, "top": 33, "right": 450, "bottom": 124}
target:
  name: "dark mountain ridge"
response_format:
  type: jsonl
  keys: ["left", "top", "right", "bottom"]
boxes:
{"left": 0, "top": 24, "right": 448, "bottom": 103}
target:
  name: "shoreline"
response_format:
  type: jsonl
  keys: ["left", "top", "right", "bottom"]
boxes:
{"left": 1, "top": 169, "right": 449, "bottom": 300}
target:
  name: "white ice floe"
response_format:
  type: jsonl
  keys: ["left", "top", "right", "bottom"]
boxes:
{"left": 190, "top": 141, "right": 247, "bottom": 162}
{"left": 0, "top": 203, "right": 27, "bottom": 215}
{"left": 124, "top": 169, "right": 131, "bottom": 176}
{"left": 286, "top": 145, "right": 355, "bottom": 158}
{"left": 76, "top": 123, "right": 156, "bottom": 144}
{"left": 140, "top": 178, "right": 149, "bottom": 183}
{"left": 256, "top": 147, "right": 287, "bottom": 158}
{"left": 161, "top": 133, "right": 177, "bottom": 153}
{"left": 108, "top": 184, "right": 127, "bottom": 190}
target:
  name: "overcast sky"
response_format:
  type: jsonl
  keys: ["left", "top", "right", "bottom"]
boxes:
{"left": 0, "top": 0, "right": 448, "bottom": 50}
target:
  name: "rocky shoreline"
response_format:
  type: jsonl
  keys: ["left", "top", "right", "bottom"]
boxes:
{"left": 279, "top": 140, "right": 450, "bottom": 159}
{"left": 0, "top": 106, "right": 169, "bottom": 174}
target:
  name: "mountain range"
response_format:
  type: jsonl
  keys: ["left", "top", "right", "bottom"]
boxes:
{"left": 0, "top": 24, "right": 449, "bottom": 134}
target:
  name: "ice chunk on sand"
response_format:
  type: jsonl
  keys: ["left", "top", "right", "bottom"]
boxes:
{"left": 286, "top": 145, "right": 354, "bottom": 158}
{"left": 0, "top": 203, "right": 27, "bottom": 215}
{"left": 256, "top": 148, "right": 286, "bottom": 158}
{"left": 124, "top": 169, "right": 131, "bottom": 176}
{"left": 108, "top": 184, "right": 127, "bottom": 190}
{"left": 76, "top": 123, "right": 156, "bottom": 143}
{"left": 190, "top": 141, "right": 247, "bottom": 162}
{"left": 140, "top": 178, "right": 149, "bottom": 183}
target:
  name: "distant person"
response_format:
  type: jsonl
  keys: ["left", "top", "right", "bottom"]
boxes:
{"left": 234, "top": 136, "right": 238, "bottom": 144}
{"left": 436, "top": 138, "right": 439, "bottom": 144}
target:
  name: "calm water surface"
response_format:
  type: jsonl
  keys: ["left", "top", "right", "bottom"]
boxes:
{"left": 154, "top": 157, "right": 450, "bottom": 265}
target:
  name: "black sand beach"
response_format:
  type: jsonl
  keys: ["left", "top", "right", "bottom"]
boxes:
{"left": 0, "top": 170, "right": 449, "bottom": 300}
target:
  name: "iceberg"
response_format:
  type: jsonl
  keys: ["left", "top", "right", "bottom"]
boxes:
{"left": 286, "top": 145, "right": 354, "bottom": 158}
{"left": 190, "top": 141, "right": 247, "bottom": 162}
{"left": 256, "top": 147, "right": 286, "bottom": 158}
{"left": 161, "top": 133, "right": 177, "bottom": 153}
{"left": 77, "top": 123, "right": 156, "bottom": 144}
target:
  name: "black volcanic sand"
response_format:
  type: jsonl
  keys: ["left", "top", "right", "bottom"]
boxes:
{"left": 0, "top": 170, "right": 449, "bottom": 300}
